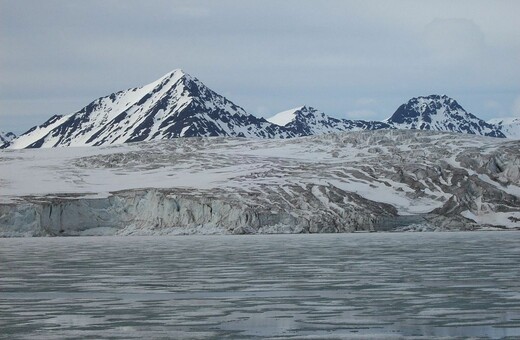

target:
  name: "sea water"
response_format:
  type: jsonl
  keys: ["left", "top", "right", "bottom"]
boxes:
{"left": 1, "top": 232, "right": 519, "bottom": 339}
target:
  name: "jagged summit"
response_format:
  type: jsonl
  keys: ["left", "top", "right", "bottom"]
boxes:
{"left": 7, "top": 71, "right": 518, "bottom": 149}
{"left": 10, "top": 70, "right": 286, "bottom": 149}
{"left": 386, "top": 94, "right": 505, "bottom": 137}
{"left": 162, "top": 68, "right": 186, "bottom": 78}
{"left": 387, "top": 95, "right": 462, "bottom": 123}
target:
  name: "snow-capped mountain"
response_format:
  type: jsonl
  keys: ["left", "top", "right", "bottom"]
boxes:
{"left": 267, "top": 96, "right": 515, "bottom": 138}
{"left": 488, "top": 117, "right": 520, "bottom": 139}
{"left": 7, "top": 68, "right": 517, "bottom": 149}
{"left": 386, "top": 95, "right": 505, "bottom": 138}
{"left": 0, "top": 131, "right": 16, "bottom": 148}
{"left": 267, "top": 106, "right": 391, "bottom": 136}
{"left": 10, "top": 69, "right": 289, "bottom": 149}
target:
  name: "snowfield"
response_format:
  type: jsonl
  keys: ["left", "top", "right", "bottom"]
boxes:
{"left": 0, "top": 129, "right": 519, "bottom": 236}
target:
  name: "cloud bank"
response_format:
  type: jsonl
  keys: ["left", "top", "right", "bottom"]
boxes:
{"left": 1, "top": 0, "right": 519, "bottom": 133}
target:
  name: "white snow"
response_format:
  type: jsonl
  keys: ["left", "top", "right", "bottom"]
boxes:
{"left": 1, "top": 130, "right": 518, "bottom": 231}
{"left": 9, "top": 115, "right": 72, "bottom": 149}
{"left": 385, "top": 95, "right": 508, "bottom": 138}
{"left": 488, "top": 117, "right": 520, "bottom": 139}
{"left": 461, "top": 210, "right": 520, "bottom": 229}
{"left": 488, "top": 117, "right": 519, "bottom": 125}
{"left": 7, "top": 69, "right": 277, "bottom": 149}
{"left": 8, "top": 76, "right": 519, "bottom": 153}
{"left": 267, "top": 107, "right": 303, "bottom": 126}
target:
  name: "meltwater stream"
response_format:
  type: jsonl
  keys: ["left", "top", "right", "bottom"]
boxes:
{"left": 1, "top": 232, "right": 520, "bottom": 339}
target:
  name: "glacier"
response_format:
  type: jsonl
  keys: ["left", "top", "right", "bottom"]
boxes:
{"left": 1, "top": 129, "right": 519, "bottom": 236}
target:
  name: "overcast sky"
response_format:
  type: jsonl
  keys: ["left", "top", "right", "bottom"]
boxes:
{"left": 1, "top": 0, "right": 519, "bottom": 134}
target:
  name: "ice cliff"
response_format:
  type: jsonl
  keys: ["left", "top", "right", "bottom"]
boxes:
{"left": 1, "top": 130, "right": 519, "bottom": 236}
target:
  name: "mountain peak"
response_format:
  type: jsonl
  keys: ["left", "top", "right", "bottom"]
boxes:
{"left": 167, "top": 68, "right": 186, "bottom": 76}
{"left": 386, "top": 94, "right": 505, "bottom": 137}
{"left": 419, "top": 94, "right": 450, "bottom": 100}
{"left": 406, "top": 94, "right": 461, "bottom": 110}
{"left": 158, "top": 68, "right": 187, "bottom": 80}
{"left": 151, "top": 68, "right": 190, "bottom": 91}
{"left": 8, "top": 71, "right": 518, "bottom": 149}
{"left": 9, "top": 69, "right": 285, "bottom": 148}
{"left": 386, "top": 94, "right": 468, "bottom": 125}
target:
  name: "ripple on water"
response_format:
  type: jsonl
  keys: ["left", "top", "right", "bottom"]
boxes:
{"left": 1, "top": 232, "right": 520, "bottom": 339}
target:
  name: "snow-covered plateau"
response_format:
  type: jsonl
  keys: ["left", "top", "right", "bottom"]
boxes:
{"left": 1, "top": 129, "right": 518, "bottom": 236}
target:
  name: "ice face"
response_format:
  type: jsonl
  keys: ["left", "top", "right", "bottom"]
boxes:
{"left": 1, "top": 130, "right": 519, "bottom": 236}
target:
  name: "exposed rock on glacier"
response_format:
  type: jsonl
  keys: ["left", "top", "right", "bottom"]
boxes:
{"left": 0, "top": 130, "right": 519, "bottom": 236}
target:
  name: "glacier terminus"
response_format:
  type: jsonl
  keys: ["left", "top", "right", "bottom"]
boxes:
{"left": 0, "top": 130, "right": 518, "bottom": 236}
{"left": 0, "top": 70, "right": 519, "bottom": 236}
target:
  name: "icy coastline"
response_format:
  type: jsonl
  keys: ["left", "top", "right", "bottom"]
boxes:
{"left": 1, "top": 130, "right": 519, "bottom": 236}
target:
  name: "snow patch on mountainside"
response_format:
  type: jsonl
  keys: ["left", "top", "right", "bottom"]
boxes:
{"left": 488, "top": 117, "right": 520, "bottom": 139}
{"left": 267, "top": 107, "right": 303, "bottom": 126}
{"left": 9, "top": 115, "right": 70, "bottom": 149}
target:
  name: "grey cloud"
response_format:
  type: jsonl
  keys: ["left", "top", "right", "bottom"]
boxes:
{"left": 513, "top": 97, "right": 520, "bottom": 117}
{"left": 1, "top": 0, "right": 519, "bottom": 134}
{"left": 423, "top": 18, "right": 486, "bottom": 62}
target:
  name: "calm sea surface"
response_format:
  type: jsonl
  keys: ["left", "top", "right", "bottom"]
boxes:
{"left": 1, "top": 232, "right": 520, "bottom": 339}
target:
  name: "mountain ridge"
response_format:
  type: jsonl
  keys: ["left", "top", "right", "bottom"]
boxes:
{"left": 5, "top": 70, "right": 519, "bottom": 149}
{"left": 267, "top": 106, "right": 391, "bottom": 136}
